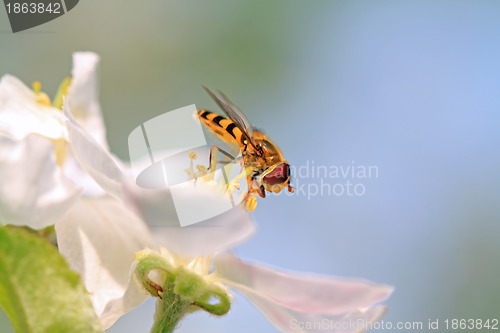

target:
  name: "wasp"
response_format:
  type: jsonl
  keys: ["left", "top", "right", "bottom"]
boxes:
{"left": 197, "top": 86, "right": 293, "bottom": 210}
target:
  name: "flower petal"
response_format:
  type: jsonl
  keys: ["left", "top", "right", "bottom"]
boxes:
{"left": 215, "top": 254, "right": 393, "bottom": 315}
{"left": 62, "top": 152, "right": 107, "bottom": 197}
{"left": 0, "top": 134, "right": 81, "bottom": 229}
{"left": 55, "top": 196, "right": 159, "bottom": 328}
{"left": 0, "top": 75, "right": 65, "bottom": 140}
{"left": 59, "top": 52, "right": 110, "bottom": 196}
{"left": 67, "top": 52, "right": 107, "bottom": 146}
{"left": 143, "top": 201, "right": 256, "bottom": 258}
{"left": 64, "top": 101, "right": 125, "bottom": 200}
{"left": 65, "top": 100, "right": 256, "bottom": 257}
{"left": 247, "top": 295, "right": 387, "bottom": 333}
{"left": 98, "top": 262, "right": 152, "bottom": 330}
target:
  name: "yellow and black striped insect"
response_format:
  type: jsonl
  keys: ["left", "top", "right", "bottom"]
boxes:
{"left": 198, "top": 86, "right": 293, "bottom": 210}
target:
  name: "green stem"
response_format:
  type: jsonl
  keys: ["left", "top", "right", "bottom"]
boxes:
{"left": 151, "top": 280, "right": 191, "bottom": 333}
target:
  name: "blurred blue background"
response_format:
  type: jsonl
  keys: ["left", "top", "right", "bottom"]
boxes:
{"left": 1, "top": 1, "right": 499, "bottom": 332}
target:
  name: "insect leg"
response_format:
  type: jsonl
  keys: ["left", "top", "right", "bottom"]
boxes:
{"left": 208, "top": 145, "right": 237, "bottom": 172}
{"left": 244, "top": 176, "right": 266, "bottom": 199}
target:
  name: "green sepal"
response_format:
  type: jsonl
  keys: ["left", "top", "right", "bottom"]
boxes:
{"left": 134, "top": 250, "right": 175, "bottom": 298}
{"left": 193, "top": 287, "right": 231, "bottom": 316}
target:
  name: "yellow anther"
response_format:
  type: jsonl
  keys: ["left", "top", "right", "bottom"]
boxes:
{"left": 32, "top": 81, "right": 51, "bottom": 106}
{"left": 196, "top": 165, "right": 208, "bottom": 175}
{"left": 32, "top": 81, "right": 42, "bottom": 94}
{"left": 245, "top": 195, "right": 257, "bottom": 212}
{"left": 36, "top": 93, "right": 52, "bottom": 106}
{"left": 186, "top": 151, "right": 199, "bottom": 180}
{"left": 52, "top": 77, "right": 72, "bottom": 110}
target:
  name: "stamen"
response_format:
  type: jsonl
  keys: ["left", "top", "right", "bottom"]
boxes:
{"left": 196, "top": 165, "right": 208, "bottom": 176}
{"left": 52, "top": 77, "right": 72, "bottom": 109}
{"left": 229, "top": 167, "right": 252, "bottom": 185}
{"left": 187, "top": 150, "right": 197, "bottom": 180}
{"left": 209, "top": 148, "right": 218, "bottom": 181}
{"left": 32, "top": 81, "right": 51, "bottom": 106}
{"left": 217, "top": 163, "right": 234, "bottom": 193}
{"left": 32, "top": 81, "right": 42, "bottom": 94}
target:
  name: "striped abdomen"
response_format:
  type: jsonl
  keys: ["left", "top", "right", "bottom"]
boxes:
{"left": 197, "top": 109, "right": 244, "bottom": 145}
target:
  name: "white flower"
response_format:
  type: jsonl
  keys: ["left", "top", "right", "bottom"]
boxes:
{"left": 0, "top": 51, "right": 391, "bottom": 331}
{"left": 56, "top": 192, "right": 391, "bottom": 332}
{"left": 0, "top": 51, "right": 256, "bottom": 327}
{"left": 57, "top": 103, "right": 392, "bottom": 331}
{"left": 0, "top": 52, "right": 106, "bottom": 228}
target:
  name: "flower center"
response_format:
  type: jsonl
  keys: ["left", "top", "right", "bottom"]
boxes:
{"left": 184, "top": 150, "right": 251, "bottom": 205}
{"left": 32, "top": 77, "right": 71, "bottom": 109}
{"left": 31, "top": 78, "right": 72, "bottom": 166}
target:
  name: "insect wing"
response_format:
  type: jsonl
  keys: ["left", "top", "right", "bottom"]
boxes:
{"left": 203, "top": 86, "right": 260, "bottom": 152}
{"left": 217, "top": 90, "right": 254, "bottom": 138}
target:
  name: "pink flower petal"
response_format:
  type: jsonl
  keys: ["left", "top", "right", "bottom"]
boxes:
{"left": 215, "top": 253, "right": 393, "bottom": 315}
{"left": 248, "top": 294, "right": 387, "bottom": 333}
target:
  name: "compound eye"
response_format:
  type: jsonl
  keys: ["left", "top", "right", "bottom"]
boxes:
{"left": 263, "top": 163, "right": 290, "bottom": 186}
